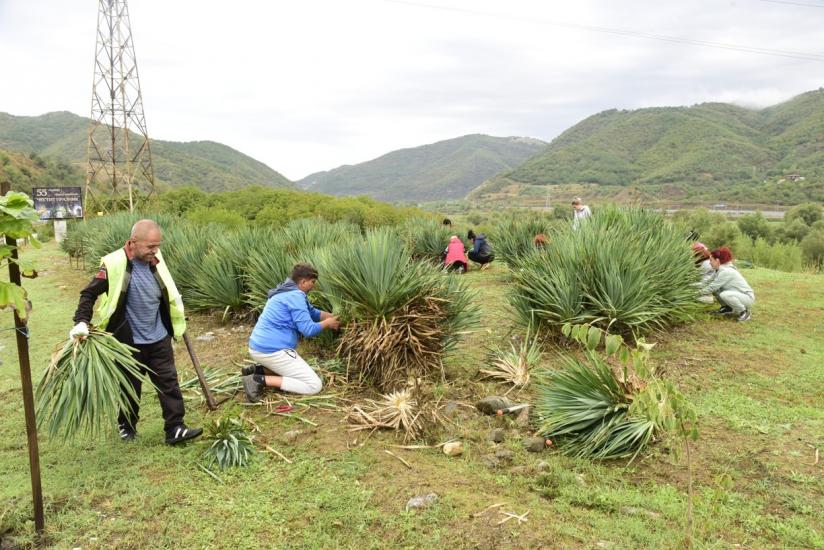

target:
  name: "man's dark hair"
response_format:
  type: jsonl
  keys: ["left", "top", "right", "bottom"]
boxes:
{"left": 442, "top": 218, "right": 452, "bottom": 226}
{"left": 467, "top": 229, "right": 476, "bottom": 241}
{"left": 291, "top": 263, "right": 319, "bottom": 283}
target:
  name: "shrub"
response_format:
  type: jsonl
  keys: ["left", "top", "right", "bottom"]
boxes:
{"left": 186, "top": 206, "right": 246, "bottom": 230}
{"left": 784, "top": 218, "right": 810, "bottom": 242}
{"left": 736, "top": 212, "right": 772, "bottom": 242}
{"left": 704, "top": 221, "right": 741, "bottom": 249}
{"left": 734, "top": 237, "right": 803, "bottom": 272}
{"left": 509, "top": 206, "right": 700, "bottom": 336}
{"left": 785, "top": 202, "right": 823, "bottom": 227}
{"left": 800, "top": 229, "right": 824, "bottom": 269}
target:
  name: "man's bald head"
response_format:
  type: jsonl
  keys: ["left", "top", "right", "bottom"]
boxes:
{"left": 128, "top": 219, "right": 162, "bottom": 262}
{"left": 130, "top": 219, "right": 162, "bottom": 240}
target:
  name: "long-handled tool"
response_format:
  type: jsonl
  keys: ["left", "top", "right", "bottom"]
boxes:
{"left": 182, "top": 332, "right": 217, "bottom": 411}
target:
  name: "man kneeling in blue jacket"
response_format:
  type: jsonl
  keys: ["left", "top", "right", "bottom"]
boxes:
{"left": 242, "top": 263, "right": 339, "bottom": 402}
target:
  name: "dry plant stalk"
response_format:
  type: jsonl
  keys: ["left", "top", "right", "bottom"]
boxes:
{"left": 479, "top": 333, "right": 542, "bottom": 391}
{"left": 346, "top": 389, "right": 443, "bottom": 443}
{"left": 337, "top": 297, "right": 447, "bottom": 392}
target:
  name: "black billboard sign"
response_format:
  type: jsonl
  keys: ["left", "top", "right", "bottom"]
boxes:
{"left": 32, "top": 187, "right": 83, "bottom": 220}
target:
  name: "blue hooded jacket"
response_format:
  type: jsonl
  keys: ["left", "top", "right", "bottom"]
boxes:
{"left": 248, "top": 278, "right": 323, "bottom": 354}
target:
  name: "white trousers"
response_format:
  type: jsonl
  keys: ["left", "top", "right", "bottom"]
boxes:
{"left": 248, "top": 348, "right": 322, "bottom": 395}
{"left": 717, "top": 290, "right": 754, "bottom": 314}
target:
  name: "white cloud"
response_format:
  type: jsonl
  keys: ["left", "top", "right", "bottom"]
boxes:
{"left": 1, "top": 0, "right": 822, "bottom": 179}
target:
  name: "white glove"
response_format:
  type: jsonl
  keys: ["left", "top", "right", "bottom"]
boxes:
{"left": 69, "top": 322, "right": 89, "bottom": 339}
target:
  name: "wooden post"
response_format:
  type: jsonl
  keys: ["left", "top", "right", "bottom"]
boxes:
{"left": 1, "top": 182, "right": 44, "bottom": 539}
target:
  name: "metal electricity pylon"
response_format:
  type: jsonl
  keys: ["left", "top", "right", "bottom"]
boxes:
{"left": 85, "top": 0, "right": 155, "bottom": 215}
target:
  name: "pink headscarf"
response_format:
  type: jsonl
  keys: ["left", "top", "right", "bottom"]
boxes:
{"left": 444, "top": 235, "right": 468, "bottom": 267}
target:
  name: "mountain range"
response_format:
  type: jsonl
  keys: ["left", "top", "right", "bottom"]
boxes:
{"left": 298, "top": 134, "right": 546, "bottom": 201}
{"left": 471, "top": 89, "right": 824, "bottom": 205}
{"left": 0, "top": 111, "right": 292, "bottom": 192}
{"left": 2, "top": 89, "right": 823, "bottom": 205}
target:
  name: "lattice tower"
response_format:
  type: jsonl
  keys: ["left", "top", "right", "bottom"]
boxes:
{"left": 85, "top": 0, "right": 155, "bottom": 215}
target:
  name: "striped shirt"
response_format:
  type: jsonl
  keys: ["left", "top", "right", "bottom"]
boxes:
{"left": 125, "top": 259, "right": 168, "bottom": 344}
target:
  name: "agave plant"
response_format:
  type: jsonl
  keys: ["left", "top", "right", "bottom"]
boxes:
{"left": 318, "top": 228, "right": 478, "bottom": 391}
{"left": 35, "top": 330, "right": 153, "bottom": 440}
{"left": 493, "top": 214, "right": 558, "bottom": 268}
{"left": 533, "top": 352, "right": 657, "bottom": 461}
{"left": 480, "top": 331, "right": 543, "bottom": 391}
{"left": 279, "top": 217, "right": 360, "bottom": 258}
{"left": 509, "top": 206, "right": 702, "bottom": 335}
{"left": 185, "top": 228, "right": 272, "bottom": 314}
{"left": 202, "top": 416, "right": 256, "bottom": 470}
{"left": 398, "top": 217, "right": 455, "bottom": 263}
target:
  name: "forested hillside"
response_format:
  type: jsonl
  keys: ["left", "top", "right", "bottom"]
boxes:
{"left": 0, "top": 111, "right": 292, "bottom": 192}
{"left": 298, "top": 134, "right": 545, "bottom": 201}
{"left": 472, "top": 89, "right": 824, "bottom": 205}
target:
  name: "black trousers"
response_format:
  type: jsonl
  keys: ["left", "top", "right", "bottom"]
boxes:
{"left": 468, "top": 251, "right": 494, "bottom": 265}
{"left": 118, "top": 336, "right": 185, "bottom": 433}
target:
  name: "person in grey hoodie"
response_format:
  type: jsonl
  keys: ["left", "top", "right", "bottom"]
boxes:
{"left": 704, "top": 247, "right": 755, "bottom": 322}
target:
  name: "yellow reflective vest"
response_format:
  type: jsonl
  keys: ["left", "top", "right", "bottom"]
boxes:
{"left": 94, "top": 249, "right": 187, "bottom": 339}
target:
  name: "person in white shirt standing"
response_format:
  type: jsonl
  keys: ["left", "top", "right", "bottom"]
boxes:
{"left": 571, "top": 197, "right": 592, "bottom": 229}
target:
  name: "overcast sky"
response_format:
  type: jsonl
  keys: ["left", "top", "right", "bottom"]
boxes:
{"left": 1, "top": 0, "right": 822, "bottom": 180}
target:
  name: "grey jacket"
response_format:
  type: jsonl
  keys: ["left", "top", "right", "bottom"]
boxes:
{"left": 704, "top": 264, "right": 754, "bottom": 297}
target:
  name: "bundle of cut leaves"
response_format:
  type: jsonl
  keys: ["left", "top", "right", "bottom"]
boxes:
{"left": 202, "top": 416, "right": 256, "bottom": 470}
{"left": 534, "top": 352, "right": 668, "bottom": 462}
{"left": 35, "top": 330, "right": 151, "bottom": 440}
{"left": 347, "top": 388, "right": 443, "bottom": 442}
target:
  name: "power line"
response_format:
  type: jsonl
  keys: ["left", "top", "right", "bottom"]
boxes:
{"left": 759, "top": 0, "right": 824, "bottom": 7}
{"left": 381, "top": 0, "right": 824, "bottom": 62}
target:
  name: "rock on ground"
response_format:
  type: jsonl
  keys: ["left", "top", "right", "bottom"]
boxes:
{"left": 405, "top": 493, "right": 439, "bottom": 512}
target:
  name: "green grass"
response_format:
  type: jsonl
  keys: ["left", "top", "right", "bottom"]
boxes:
{"left": 1, "top": 243, "right": 822, "bottom": 549}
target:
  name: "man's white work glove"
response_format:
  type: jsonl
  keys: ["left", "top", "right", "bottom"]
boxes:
{"left": 69, "top": 321, "right": 89, "bottom": 340}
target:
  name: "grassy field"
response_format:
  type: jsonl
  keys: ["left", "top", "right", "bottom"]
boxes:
{"left": 1, "top": 242, "right": 822, "bottom": 549}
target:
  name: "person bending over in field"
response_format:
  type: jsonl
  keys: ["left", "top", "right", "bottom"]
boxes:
{"left": 242, "top": 263, "right": 339, "bottom": 402}
{"left": 444, "top": 235, "right": 469, "bottom": 273}
{"left": 704, "top": 247, "right": 755, "bottom": 322}
{"left": 692, "top": 242, "right": 715, "bottom": 303}
{"left": 467, "top": 230, "right": 495, "bottom": 270}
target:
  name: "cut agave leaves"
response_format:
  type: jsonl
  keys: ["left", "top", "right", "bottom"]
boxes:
{"left": 35, "top": 330, "right": 153, "bottom": 441}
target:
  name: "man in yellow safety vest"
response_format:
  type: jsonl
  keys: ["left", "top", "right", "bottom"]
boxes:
{"left": 70, "top": 219, "right": 202, "bottom": 445}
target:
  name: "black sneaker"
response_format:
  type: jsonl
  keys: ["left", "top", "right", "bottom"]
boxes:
{"left": 241, "top": 364, "right": 265, "bottom": 376}
{"left": 165, "top": 424, "right": 203, "bottom": 445}
{"left": 242, "top": 374, "right": 264, "bottom": 403}
{"left": 710, "top": 306, "right": 733, "bottom": 315}
{"left": 737, "top": 310, "right": 751, "bottom": 322}
{"left": 118, "top": 423, "right": 137, "bottom": 441}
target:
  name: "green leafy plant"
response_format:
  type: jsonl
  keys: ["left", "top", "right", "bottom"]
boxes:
{"left": 35, "top": 330, "right": 153, "bottom": 440}
{"left": 202, "top": 416, "right": 256, "bottom": 470}
{"left": 0, "top": 191, "right": 40, "bottom": 319}
{"left": 533, "top": 322, "right": 697, "bottom": 462}
{"left": 509, "top": 206, "right": 701, "bottom": 336}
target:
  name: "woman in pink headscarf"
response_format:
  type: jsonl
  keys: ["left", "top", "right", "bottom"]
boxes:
{"left": 444, "top": 235, "right": 468, "bottom": 273}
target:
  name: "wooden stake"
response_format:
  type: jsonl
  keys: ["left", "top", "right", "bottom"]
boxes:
{"left": 182, "top": 332, "right": 217, "bottom": 410}
{"left": 2, "top": 181, "right": 44, "bottom": 540}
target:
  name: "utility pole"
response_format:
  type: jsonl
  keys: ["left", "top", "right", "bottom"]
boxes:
{"left": 85, "top": 0, "right": 155, "bottom": 215}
